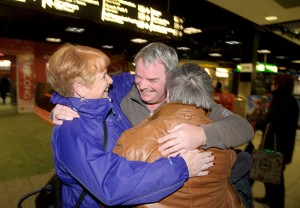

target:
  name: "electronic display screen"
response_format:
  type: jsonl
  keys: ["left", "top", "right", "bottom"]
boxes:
{"left": 2, "top": 0, "right": 184, "bottom": 37}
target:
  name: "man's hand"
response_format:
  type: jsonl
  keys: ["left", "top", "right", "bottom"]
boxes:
{"left": 180, "top": 150, "right": 214, "bottom": 177}
{"left": 158, "top": 123, "right": 207, "bottom": 157}
{"left": 51, "top": 104, "right": 79, "bottom": 125}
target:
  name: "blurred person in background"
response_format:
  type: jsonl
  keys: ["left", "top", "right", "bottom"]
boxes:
{"left": 47, "top": 43, "right": 214, "bottom": 207}
{"left": 114, "top": 63, "right": 244, "bottom": 208}
{"left": 215, "top": 79, "right": 223, "bottom": 93}
{"left": 51, "top": 42, "right": 254, "bottom": 158}
{"left": 0, "top": 74, "right": 10, "bottom": 104}
{"left": 254, "top": 74, "right": 299, "bottom": 208}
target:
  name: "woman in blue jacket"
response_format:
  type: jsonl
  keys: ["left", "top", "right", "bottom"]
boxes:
{"left": 47, "top": 43, "right": 214, "bottom": 207}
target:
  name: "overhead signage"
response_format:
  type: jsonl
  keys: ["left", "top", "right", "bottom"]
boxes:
{"left": 239, "top": 63, "right": 253, "bottom": 73}
{"left": 3, "top": 0, "right": 102, "bottom": 22}
{"left": 2, "top": 0, "right": 184, "bottom": 38}
{"left": 257, "top": 63, "right": 278, "bottom": 73}
{"left": 236, "top": 63, "right": 278, "bottom": 73}
{"left": 101, "top": 0, "right": 184, "bottom": 37}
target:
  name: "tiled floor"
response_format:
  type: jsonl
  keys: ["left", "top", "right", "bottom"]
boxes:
{"left": 1, "top": 101, "right": 300, "bottom": 207}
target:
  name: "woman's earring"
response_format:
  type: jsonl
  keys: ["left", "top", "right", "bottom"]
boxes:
{"left": 80, "top": 95, "right": 87, "bottom": 102}
{"left": 76, "top": 92, "right": 87, "bottom": 102}
{"left": 73, "top": 83, "right": 88, "bottom": 102}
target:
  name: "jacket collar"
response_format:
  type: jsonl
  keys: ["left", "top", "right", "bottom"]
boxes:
{"left": 149, "top": 102, "right": 211, "bottom": 123}
{"left": 50, "top": 92, "right": 112, "bottom": 121}
{"left": 128, "top": 85, "right": 147, "bottom": 107}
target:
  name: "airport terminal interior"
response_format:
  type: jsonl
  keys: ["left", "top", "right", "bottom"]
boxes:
{"left": 1, "top": 0, "right": 300, "bottom": 207}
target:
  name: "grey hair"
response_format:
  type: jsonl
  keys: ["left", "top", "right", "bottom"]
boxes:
{"left": 166, "top": 63, "right": 214, "bottom": 109}
{"left": 134, "top": 42, "right": 178, "bottom": 73}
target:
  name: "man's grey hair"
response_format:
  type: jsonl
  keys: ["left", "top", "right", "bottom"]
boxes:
{"left": 166, "top": 63, "right": 214, "bottom": 110}
{"left": 134, "top": 42, "right": 178, "bottom": 73}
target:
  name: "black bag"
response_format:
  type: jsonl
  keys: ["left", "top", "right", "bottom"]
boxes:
{"left": 17, "top": 174, "right": 61, "bottom": 208}
{"left": 35, "top": 174, "right": 62, "bottom": 208}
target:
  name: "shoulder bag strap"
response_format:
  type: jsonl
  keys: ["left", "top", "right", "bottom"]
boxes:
{"left": 273, "top": 133, "right": 278, "bottom": 153}
{"left": 259, "top": 123, "right": 271, "bottom": 150}
{"left": 259, "top": 123, "right": 278, "bottom": 153}
{"left": 74, "top": 120, "right": 108, "bottom": 208}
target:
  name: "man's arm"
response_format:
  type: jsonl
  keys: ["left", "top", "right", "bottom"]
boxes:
{"left": 50, "top": 104, "right": 79, "bottom": 125}
{"left": 202, "top": 102, "right": 254, "bottom": 148}
{"left": 158, "top": 102, "right": 254, "bottom": 157}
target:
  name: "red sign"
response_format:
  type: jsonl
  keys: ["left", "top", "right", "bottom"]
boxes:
{"left": 17, "top": 54, "right": 35, "bottom": 113}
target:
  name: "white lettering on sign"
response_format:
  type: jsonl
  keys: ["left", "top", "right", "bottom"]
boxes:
{"left": 23, "top": 60, "right": 33, "bottom": 100}
{"left": 41, "top": 0, "right": 99, "bottom": 13}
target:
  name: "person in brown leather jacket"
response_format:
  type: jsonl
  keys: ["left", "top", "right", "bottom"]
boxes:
{"left": 114, "top": 63, "right": 244, "bottom": 208}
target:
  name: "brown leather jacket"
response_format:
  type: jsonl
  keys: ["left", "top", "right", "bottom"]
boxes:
{"left": 114, "top": 103, "right": 244, "bottom": 208}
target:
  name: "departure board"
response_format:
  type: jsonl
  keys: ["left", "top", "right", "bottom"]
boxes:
{"left": 2, "top": 0, "right": 184, "bottom": 38}
{"left": 101, "top": 0, "right": 184, "bottom": 37}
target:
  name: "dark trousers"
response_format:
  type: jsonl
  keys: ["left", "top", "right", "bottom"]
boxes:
{"left": 264, "top": 171, "right": 285, "bottom": 208}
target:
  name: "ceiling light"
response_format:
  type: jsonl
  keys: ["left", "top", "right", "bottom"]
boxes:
{"left": 130, "top": 38, "right": 148, "bottom": 44}
{"left": 292, "top": 60, "right": 300, "bottom": 64}
{"left": 183, "top": 27, "right": 202, "bottom": 34}
{"left": 0, "top": 60, "right": 11, "bottom": 68}
{"left": 257, "top": 49, "right": 271, "bottom": 54}
{"left": 265, "top": 16, "right": 278, "bottom": 21}
{"left": 177, "top": 47, "right": 191, "bottom": 51}
{"left": 46, "top": 37, "right": 62, "bottom": 43}
{"left": 216, "top": 68, "right": 229, "bottom": 78}
{"left": 276, "top": 56, "right": 288, "bottom": 59}
{"left": 209, "top": 53, "right": 222, "bottom": 57}
{"left": 216, "top": 67, "right": 228, "bottom": 73}
{"left": 233, "top": 57, "right": 241, "bottom": 61}
{"left": 102, "top": 45, "right": 114, "bottom": 49}
{"left": 225, "top": 41, "right": 242, "bottom": 45}
{"left": 65, "top": 27, "right": 85, "bottom": 33}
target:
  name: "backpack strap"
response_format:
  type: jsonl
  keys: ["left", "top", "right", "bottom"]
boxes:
{"left": 74, "top": 190, "right": 87, "bottom": 208}
{"left": 103, "top": 120, "right": 108, "bottom": 150}
{"left": 74, "top": 120, "right": 108, "bottom": 207}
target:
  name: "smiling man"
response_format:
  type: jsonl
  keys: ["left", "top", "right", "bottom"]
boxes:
{"left": 134, "top": 58, "right": 167, "bottom": 113}
{"left": 119, "top": 43, "right": 254, "bottom": 156}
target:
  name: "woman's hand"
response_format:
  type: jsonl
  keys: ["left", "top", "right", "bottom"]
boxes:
{"left": 180, "top": 150, "right": 214, "bottom": 177}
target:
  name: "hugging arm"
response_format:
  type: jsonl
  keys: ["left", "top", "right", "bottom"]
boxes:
{"left": 55, "top": 128, "right": 214, "bottom": 206}
{"left": 158, "top": 102, "right": 254, "bottom": 156}
{"left": 202, "top": 102, "right": 254, "bottom": 148}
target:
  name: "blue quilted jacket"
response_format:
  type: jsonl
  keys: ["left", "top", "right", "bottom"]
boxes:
{"left": 50, "top": 72, "right": 188, "bottom": 207}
